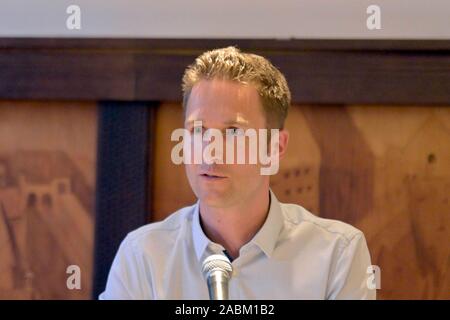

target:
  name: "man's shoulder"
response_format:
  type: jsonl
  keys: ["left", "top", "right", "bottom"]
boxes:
{"left": 123, "top": 203, "right": 196, "bottom": 248}
{"left": 280, "top": 202, "right": 364, "bottom": 246}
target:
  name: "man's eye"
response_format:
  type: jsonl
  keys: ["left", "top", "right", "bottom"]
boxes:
{"left": 227, "top": 127, "right": 243, "bottom": 136}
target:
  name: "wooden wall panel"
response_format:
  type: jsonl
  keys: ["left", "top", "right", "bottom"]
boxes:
{"left": 151, "top": 103, "right": 450, "bottom": 299}
{"left": 0, "top": 101, "right": 97, "bottom": 299}
{"left": 151, "top": 103, "right": 195, "bottom": 222}
{"left": 350, "top": 106, "right": 450, "bottom": 299}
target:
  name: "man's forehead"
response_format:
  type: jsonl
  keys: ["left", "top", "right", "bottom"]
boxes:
{"left": 188, "top": 79, "right": 260, "bottom": 107}
{"left": 185, "top": 79, "right": 265, "bottom": 127}
{"left": 192, "top": 78, "right": 256, "bottom": 93}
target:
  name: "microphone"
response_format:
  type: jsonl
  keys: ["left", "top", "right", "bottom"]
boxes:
{"left": 201, "top": 254, "right": 233, "bottom": 300}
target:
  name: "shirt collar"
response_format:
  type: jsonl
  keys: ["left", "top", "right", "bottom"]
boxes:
{"left": 191, "top": 188, "right": 284, "bottom": 262}
{"left": 251, "top": 188, "right": 284, "bottom": 257}
{"left": 192, "top": 200, "right": 211, "bottom": 261}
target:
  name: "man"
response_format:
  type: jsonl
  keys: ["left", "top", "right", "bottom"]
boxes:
{"left": 100, "top": 47, "right": 376, "bottom": 299}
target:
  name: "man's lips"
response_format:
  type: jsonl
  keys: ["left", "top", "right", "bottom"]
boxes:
{"left": 199, "top": 173, "right": 227, "bottom": 179}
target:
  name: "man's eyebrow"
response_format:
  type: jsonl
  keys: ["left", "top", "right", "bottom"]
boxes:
{"left": 184, "top": 119, "right": 249, "bottom": 126}
{"left": 223, "top": 119, "right": 248, "bottom": 126}
{"left": 184, "top": 119, "right": 200, "bottom": 127}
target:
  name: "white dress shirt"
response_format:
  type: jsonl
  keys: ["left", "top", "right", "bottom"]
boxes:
{"left": 100, "top": 189, "right": 376, "bottom": 299}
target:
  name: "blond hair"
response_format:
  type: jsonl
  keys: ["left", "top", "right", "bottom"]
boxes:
{"left": 182, "top": 46, "right": 291, "bottom": 129}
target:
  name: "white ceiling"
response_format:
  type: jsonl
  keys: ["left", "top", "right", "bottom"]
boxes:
{"left": 0, "top": 0, "right": 449, "bottom": 39}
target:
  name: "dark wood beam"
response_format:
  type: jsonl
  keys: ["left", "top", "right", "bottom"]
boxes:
{"left": 0, "top": 38, "right": 449, "bottom": 104}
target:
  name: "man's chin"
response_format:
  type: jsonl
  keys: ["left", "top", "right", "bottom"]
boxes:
{"left": 197, "top": 189, "right": 233, "bottom": 207}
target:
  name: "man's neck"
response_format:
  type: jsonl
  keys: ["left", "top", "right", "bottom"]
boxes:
{"left": 199, "top": 188, "right": 271, "bottom": 260}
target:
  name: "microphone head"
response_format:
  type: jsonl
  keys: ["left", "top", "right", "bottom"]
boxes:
{"left": 201, "top": 254, "right": 233, "bottom": 280}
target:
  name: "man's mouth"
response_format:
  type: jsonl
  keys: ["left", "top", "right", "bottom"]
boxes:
{"left": 200, "top": 173, "right": 227, "bottom": 179}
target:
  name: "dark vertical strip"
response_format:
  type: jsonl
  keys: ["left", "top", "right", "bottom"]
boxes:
{"left": 92, "top": 101, "right": 153, "bottom": 299}
{"left": 146, "top": 106, "right": 156, "bottom": 222}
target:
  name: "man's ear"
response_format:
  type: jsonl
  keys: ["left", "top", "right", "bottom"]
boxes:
{"left": 278, "top": 129, "right": 289, "bottom": 160}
